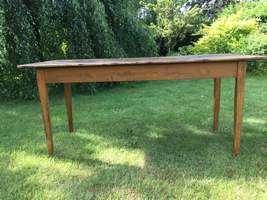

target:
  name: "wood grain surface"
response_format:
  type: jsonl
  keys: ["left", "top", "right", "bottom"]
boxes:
{"left": 18, "top": 54, "right": 266, "bottom": 68}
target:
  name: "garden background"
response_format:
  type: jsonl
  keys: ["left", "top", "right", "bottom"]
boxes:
{"left": 1, "top": 0, "right": 266, "bottom": 99}
{"left": 0, "top": 1, "right": 267, "bottom": 200}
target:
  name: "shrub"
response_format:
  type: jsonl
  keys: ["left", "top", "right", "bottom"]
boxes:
{"left": 0, "top": 0, "right": 157, "bottom": 99}
{"left": 140, "top": 0, "right": 207, "bottom": 55}
{"left": 192, "top": 0, "right": 267, "bottom": 73}
{"left": 140, "top": 0, "right": 235, "bottom": 56}
{"left": 183, "top": 0, "right": 234, "bottom": 19}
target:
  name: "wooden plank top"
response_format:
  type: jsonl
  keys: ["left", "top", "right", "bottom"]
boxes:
{"left": 18, "top": 54, "right": 266, "bottom": 68}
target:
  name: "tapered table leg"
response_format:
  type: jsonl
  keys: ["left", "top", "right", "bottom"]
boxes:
{"left": 233, "top": 62, "right": 246, "bottom": 156}
{"left": 213, "top": 78, "right": 221, "bottom": 131}
{"left": 64, "top": 83, "right": 73, "bottom": 132}
{"left": 37, "top": 70, "right": 53, "bottom": 156}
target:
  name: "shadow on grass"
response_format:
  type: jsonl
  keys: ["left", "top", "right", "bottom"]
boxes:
{"left": 1, "top": 79, "right": 266, "bottom": 199}
{"left": 1, "top": 125, "right": 266, "bottom": 199}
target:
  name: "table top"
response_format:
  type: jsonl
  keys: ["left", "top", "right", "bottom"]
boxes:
{"left": 18, "top": 54, "right": 266, "bottom": 68}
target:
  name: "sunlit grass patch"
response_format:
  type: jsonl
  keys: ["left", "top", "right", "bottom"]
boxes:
{"left": 96, "top": 147, "right": 145, "bottom": 168}
{"left": 0, "top": 76, "right": 267, "bottom": 199}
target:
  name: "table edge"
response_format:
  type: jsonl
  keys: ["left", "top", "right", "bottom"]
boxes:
{"left": 17, "top": 55, "right": 267, "bottom": 69}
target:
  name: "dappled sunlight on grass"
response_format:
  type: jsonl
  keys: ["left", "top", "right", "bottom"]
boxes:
{"left": 5, "top": 110, "right": 19, "bottom": 116}
{"left": 0, "top": 151, "right": 95, "bottom": 199}
{"left": 0, "top": 77, "right": 267, "bottom": 199}
{"left": 52, "top": 116, "right": 65, "bottom": 124}
{"left": 8, "top": 151, "right": 89, "bottom": 176}
{"left": 245, "top": 117, "right": 267, "bottom": 126}
{"left": 96, "top": 148, "right": 145, "bottom": 168}
{"left": 108, "top": 187, "right": 143, "bottom": 200}
{"left": 183, "top": 124, "right": 213, "bottom": 136}
{"left": 147, "top": 130, "right": 165, "bottom": 139}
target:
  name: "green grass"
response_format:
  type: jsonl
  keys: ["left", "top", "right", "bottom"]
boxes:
{"left": 0, "top": 76, "right": 267, "bottom": 200}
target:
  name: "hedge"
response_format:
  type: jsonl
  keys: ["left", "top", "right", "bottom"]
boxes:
{"left": 0, "top": 0, "right": 157, "bottom": 99}
{"left": 192, "top": 0, "right": 267, "bottom": 73}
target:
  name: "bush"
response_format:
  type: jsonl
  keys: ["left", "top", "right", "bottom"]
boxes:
{"left": 192, "top": 0, "right": 267, "bottom": 73}
{"left": 0, "top": 0, "right": 157, "bottom": 99}
{"left": 140, "top": 0, "right": 235, "bottom": 56}
{"left": 141, "top": 0, "right": 207, "bottom": 55}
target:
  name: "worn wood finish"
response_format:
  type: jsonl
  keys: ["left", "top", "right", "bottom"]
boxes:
{"left": 64, "top": 83, "right": 73, "bottom": 132}
{"left": 18, "top": 54, "right": 266, "bottom": 156}
{"left": 213, "top": 78, "right": 221, "bottom": 131}
{"left": 36, "top": 70, "right": 53, "bottom": 156}
{"left": 18, "top": 54, "right": 266, "bottom": 68}
{"left": 43, "top": 62, "right": 237, "bottom": 83}
{"left": 233, "top": 62, "right": 247, "bottom": 156}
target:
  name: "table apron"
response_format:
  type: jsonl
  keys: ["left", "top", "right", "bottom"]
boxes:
{"left": 39, "top": 62, "right": 238, "bottom": 83}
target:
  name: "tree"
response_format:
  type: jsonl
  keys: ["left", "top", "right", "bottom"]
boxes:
{"left": 140, "top": 0, "right": 206, "bottom": 55}
{"left": 182, "top": 0, "right": 234, "bottom": 19}
{"left": 193, "top": 0, "right": 267, "bottom": 73}
{"left": 140, "top": 0, "right": 236, "bottom": 55}
{"left": 0, "top": 0, "right": 157, "bottom": 99}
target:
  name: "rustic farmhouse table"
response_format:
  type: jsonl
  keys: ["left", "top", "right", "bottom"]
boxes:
{"left": 18, "top": 54, "right": 266, "bottom": 156}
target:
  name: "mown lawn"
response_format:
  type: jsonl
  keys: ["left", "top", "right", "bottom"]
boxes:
{"left": 0, "top": 76, "right": 267, "bottom": 200}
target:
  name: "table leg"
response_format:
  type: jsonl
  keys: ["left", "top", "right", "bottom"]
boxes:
{"left": 64, "top": 83, "right": 73, "bottom": 132}
{"left": 213, "top": 78, "right": 221, "bottom": 131}
{"left": 233, "top": 62, "right": 246, "bottom": 156}
{"left": 37, "top": 70, "right": 54, "bottom": 156}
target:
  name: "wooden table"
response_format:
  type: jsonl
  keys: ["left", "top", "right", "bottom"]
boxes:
{"left": 18, "top": 54, "right": 266, "bottom": 156}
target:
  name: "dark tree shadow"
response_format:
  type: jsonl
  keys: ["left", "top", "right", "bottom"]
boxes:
{"left": 1, "top": 79, "right": 266, "bottom": 199}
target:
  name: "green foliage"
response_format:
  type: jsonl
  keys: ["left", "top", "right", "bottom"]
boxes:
{"left": 0, "top": 0, "right": 157, "bottom": 99}
{"left": 141, "top": 0, "right": 206, "bottom": 55}
{"left": 0, "top": 1, "right": 40, "bottom": 99}
{"left": 192, "top": 0, "right": 267, "bottom": 73}
{"left": 101, "top": 0, "right": 157, "bottom": 57}
{"left": 183, "top": 0, "right": 235, "bottom": 19}
{"left": 140, "top": 0, "right": 234, "bottom": 56}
